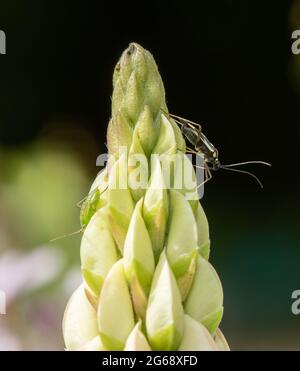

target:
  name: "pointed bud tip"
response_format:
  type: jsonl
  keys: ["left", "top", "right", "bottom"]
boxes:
{"left": 127, "top": 42, "right": 140, "bottom": 54}
{"left": 119, "top": 42, "right": 144, "bottom": 64}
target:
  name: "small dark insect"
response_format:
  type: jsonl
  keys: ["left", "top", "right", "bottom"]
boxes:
{"left": 167, "top": 112, "right": 271, "bottom": 188}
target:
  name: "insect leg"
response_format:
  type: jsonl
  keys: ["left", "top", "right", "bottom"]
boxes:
{"left": 185, "top": 146, "right": 199, "bottom": 155}
{"left": 206, "top": 165, "right": 212, "bottom": 183}
{"left": 76, "top": 187, "right": 98, "bottom": 208}
{"left": 168, "top": 113, "right": 202, "bottom": 129}
{"left": 193, "top": 164, "right": 206, "bottom": 170}
{"left": 160, "top": 108, "right": 201, "bottom": 131}
{"left": 76, "top": 185, "right": 108, "bottom": 209}
{"left": 194, "top": 163, "right": 212, "bottom": 189}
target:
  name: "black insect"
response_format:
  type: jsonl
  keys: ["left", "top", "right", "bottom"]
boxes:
{"left": 167, "top": 112, "right": 271, "bottom": 188}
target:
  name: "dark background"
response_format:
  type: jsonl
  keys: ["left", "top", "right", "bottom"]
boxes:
{"left": 0, "top": 0, "right": 300, "bottom": 350}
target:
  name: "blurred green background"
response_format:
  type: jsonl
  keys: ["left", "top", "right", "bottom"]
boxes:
{"left": 0, "top": 0, "right": 300, "bottom": 350}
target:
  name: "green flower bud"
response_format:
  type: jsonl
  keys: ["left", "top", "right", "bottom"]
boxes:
{"left": 172, "top": 151, "right": 198, "bottom": 212}
{"left": 195, "top": 202, "right": 210, "bottom": 259}
{"left": 124, "top": 71, "right": 143, "bottom": 123}
{"left": 63, "top": 284, "right": 99, "bottom": 351}
{"left": 63, "top": 43, "right": 229, "bottom": 352}
{"left": 153, "top": 114, "right": 177, "bottom": 155}
{"left": 143, "top": 156, "right": 168, "bottom": 261}
{"left": 112, "top": 78, "right": 125, "bottom": 119}
{"left": 146, "top": 251, "right": 184, "bottom": 350}
{"left": 178, "top": 315, "right": 217, "bottom": 351}
{"left": 184, "top": 255, "right": 224, "bottom": 334}
{"left": 128, "top": 127, "right": 148, "bottom": 202}
{"left": 80, "top": 209, "right": 118, "bottom": 295}
{"left": 98, "top": 260, "right": 135, "bottom": 350}
{"left": 107, "top": 113, "right": 133, "bottom": 158}
{"left": 112, "top": 43, "right": 166, "bottom": 124}
{"left": 135, "top": 105, "right": 159, "bottom": 158}
{"left": 124, "top": 321, "right": 151, "bottom": 351}
{"left": 166, "top": 190, "right": 198, "bottom": 299}
{"left": 107, "top": 154, "right": 134, "bottom": 252}
{"left": 131, "top": 45, "right": 148, "bottom": 83}
{"left": 214, "top": 328, "right": 230, "bottom": 351}
{"left": 168, "top": 116, "right": 186, "bottom": 153}
{"left": 79, "top": 336, "right": 106, "bottom": 351}
{"left": 124, "top": 198, "right": 155, "bottom": 319}
{"left": 84, "top": 286, "right": 98, "bottom": 310}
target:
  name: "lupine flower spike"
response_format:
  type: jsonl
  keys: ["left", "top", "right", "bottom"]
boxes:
{"left": 63, "top": 43, "right": 230, "bottom": 351}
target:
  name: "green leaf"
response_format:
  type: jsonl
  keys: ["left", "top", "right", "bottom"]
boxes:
{"left": 98, "top": 260, "right": 135, "bottom": 350}
{"left": 146, "top": 251, "right": 184, "bottom": 350}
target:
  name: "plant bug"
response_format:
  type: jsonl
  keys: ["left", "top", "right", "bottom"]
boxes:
{"left": 166, "top": 112, "right": 271, "bottom": 188}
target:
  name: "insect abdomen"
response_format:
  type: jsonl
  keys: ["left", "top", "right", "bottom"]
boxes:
{"left": 181, "top": 126, "right": 198, "bottom": 148}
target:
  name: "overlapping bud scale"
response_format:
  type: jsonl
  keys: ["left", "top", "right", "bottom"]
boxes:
{"left": 63, "top": 43, "right": 229, "bottom": 351}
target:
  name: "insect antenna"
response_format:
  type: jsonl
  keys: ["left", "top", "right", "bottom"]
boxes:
{"left": 161, "top": 109, "right": 202, "bottom": 131}
{"left": 219, "top": 165, "right": 264, "bottom": 188}
{"left": 168, "top": 113, "right": 202, "bottom": 129}
{"left": 221, "top": 161, "right": 272, "bottom": 168}
{"left": 50, "top": 228, "right": 84, "bottom": 243}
